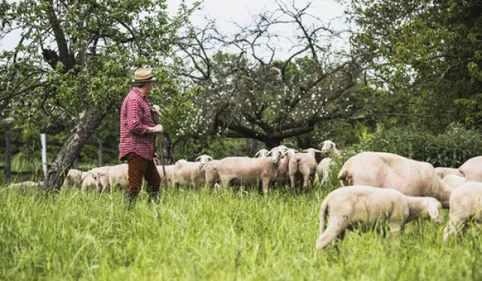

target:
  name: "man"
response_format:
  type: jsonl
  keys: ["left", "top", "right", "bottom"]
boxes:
{"left": 119, "top": 67, "right": 164, "bottom": 206}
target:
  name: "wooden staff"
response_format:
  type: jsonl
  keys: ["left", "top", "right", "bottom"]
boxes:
{"left": 151, "top": 105, "right": 167, "bottom": 190}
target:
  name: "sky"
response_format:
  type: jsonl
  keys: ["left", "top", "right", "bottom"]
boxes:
{"left": 1, "top": 0, "right": 349, "bottom": 59}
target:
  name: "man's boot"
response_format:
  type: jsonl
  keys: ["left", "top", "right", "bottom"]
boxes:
{"left": 123, "top": 193, "right": 137, "bottom": 210}
{"left": 147, "top": 191, "right": 159, "bottom": 205}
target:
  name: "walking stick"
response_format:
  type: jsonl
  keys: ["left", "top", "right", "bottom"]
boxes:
{"left": 151, "top": 105, "right": 168, "bottom": 190}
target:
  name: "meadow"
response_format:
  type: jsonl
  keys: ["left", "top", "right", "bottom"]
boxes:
{"left": 1, "top": 185, "right": 482, "bottom": 281}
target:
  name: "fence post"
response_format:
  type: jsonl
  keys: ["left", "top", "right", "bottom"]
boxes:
{"left": 40, "top": 133, "right": 47, "bottom": 179}
{"left": 97, "top": 140, "right": 103, "bottom": 167}
{"left": 4, "top": 123, "right": 11, "bottom": 184}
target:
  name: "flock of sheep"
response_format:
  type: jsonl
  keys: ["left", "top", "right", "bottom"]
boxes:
{"left": 6, "top": 140, "right": 482, "bottom": 250}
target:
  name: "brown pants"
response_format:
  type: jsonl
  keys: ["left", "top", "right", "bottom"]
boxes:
{"left": 126, "top": 152, "right": 160, "bottom": 196}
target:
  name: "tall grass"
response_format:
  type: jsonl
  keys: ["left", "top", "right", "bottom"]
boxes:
{"left": 1, "top": 186, "right": 482, "bottom": 281}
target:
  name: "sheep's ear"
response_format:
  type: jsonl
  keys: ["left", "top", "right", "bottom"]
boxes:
{"left": 302, "top": 149, "right": 309, "bottom": 153}
{"left": 428, "top": 204, "right": 440, "bottom": 219}
{"left": 207, "top": 156, "right": 213, "bottom": 161}
{"left": 254, "top": 151, "right": 260, "bottom": 157}
{"left": 195, "top": 156, "right": 201, "bottom": 161}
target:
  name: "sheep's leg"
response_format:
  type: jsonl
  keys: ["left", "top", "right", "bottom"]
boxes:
{"left": 443, "top": 217, "right": 465, "bottom": 241}
{"left": 315, "top": 225, "right": 345, "bottom": 251}
{"left": 261, "top": 177, "right": 270, "bottom": 195}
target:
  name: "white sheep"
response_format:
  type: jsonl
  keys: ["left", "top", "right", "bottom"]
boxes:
{"left": 338, "top": 152, "right": 454, "bottom": 207}
{"left": 316, "top": 185, "right": 443, "bottom": 251}
{"left": 157, "top": 164, "right": 175, "bottom": 183}
{"left": 103, "top": 164, "right": 128, "bottom": 192}
{"left": 215, "top": 149, "right": 283, "bottom": 194}
{"left": 288, "top": 148, "right": 322, "bottom": 191}
{"left": 275, "top": 148, "right": 297, "bottom": 187}
{"left": 62, "top": 169, "right": 86, "bottom": 187}
{"left": 316, "top": 140, "right": 342, "bottom": 186}
{"left": 81, "top": 175, "right": 97, "bottom": 191}
{"left": 172, "top": 155, "right": 213, "bottom": 188}
{"left": 7, "top": 181, "right": 43, "bottom": 189}
{"left": 435, "top": 167, "right": 463, "bottom": 179}
{"left": 443, "top": 174, "right": 467, "bottom": 189}
{"left": 254, "top": 149, "right": 270, "bottom": 158}
{"left": 459, "top": 156, "right": 482, "bottom": 182}
{"left": 443, "top": 181, "right": 482, "bottom": 241}
{"left": 201, "top": 160, "right": 222, "bottom": 188}
{"left": 85, "top": 166, "right": 111, "bottom": 193}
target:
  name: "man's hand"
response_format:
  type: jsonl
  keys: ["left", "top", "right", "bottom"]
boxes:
{"left": 147, "top": 124, "right": 164, "bottom": 134}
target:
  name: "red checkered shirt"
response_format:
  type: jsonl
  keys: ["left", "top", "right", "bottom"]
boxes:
{"left": 119, "top": 88, "right": 157, "bottom": 160}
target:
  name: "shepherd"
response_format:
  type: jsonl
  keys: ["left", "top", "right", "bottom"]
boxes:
{"left": 119, "top": 67, "right": 164, "bottom": 207}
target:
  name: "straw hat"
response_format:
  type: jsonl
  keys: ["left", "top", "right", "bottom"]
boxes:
{"left": 132, "top": 67, "right": 156, "bottom": 83}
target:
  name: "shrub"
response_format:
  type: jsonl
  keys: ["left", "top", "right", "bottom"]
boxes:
{"left": 358, "top": 127, "right": 482, "bottom": 167}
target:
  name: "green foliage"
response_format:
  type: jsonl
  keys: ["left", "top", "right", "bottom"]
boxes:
{"left": 358, "top": 126, "right": 482, "bottom": 167}
{"left": 1, "top": 188, "right": 482, "bottom": 280}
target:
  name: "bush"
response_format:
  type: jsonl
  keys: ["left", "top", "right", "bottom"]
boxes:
{"left": 357, "top": 127, "right": 482, "bottom": 167}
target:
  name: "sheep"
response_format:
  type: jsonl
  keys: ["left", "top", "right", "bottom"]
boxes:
{"left": 201, "top": 160, "right": 222, "bottom": 188}
{"left": 6, "top": 181, "right": 43, "bottom": 189}
{"left": 254, "top": 149, "right": 270, "bottom": 158}
{"left": 443, "top": 174, "right": 467, "bottom": 189}
{"left": 459, "top": 156, "right": 482, "bottom": 182}
{"left": 85, "top": 166, "right": 111, "bottom": 193}
{"left": 443, "top": 181, "right": 482, "bottom": 241}
{"left": 316, "top": 185, "right": 443, "bottom": 251}
{"left": 338, "top": 152, "right": 454, "bottom": 207}
{"left": 156, "top": 164, "right": 175, "bottom": 183}
{"left": 103, "top": 164, "right": 128, "bottom": 192}
{"left": 214, "top": 149, "right": 283, "bottom": 194}
{"left": 316, "top": 140, "right": 342, "bottom": 185}
{"left": 288, "top": 148, "right": 322, "bottom": 192}
{"left": 435, "top": 167, "right": 463, "bottom": 179}
{"left": 63, "top": 169, "right": 86, "bottom": 187}
{"left": 172, "top": 155, "right": 213, "bottom": 188}
{"left": 81, "top": 175, "right": 97, "bottom": 191}
{"left": 275, "top": 148, "right": 297, "bottom": 187}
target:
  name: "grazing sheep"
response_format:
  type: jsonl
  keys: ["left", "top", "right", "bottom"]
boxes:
{"left": 173, "top": 155, "right": 213, "bottom": 188}
{"left": 275, "top": 148, "right": 297, "bottom": 186}
{"left": 157, "top": 164, "right": 175, "bottom": 183}
{"left": 338, "top": 152, "right": 454, "bottom": 207}
{"left": 7, "top": 181, "right": 43, "bottom": 189}
{"left": 215, "top": 149, "right": 283, "bottom": 194}
{"left": 443, "top": 181, "right": 482, "bottom": 241}
{"left": 443, "top": 174, "right": 467, "bottom": 189}
{"left": 435, "top": 167, "right": 463, "bottom": 179}
{"left": 81, "top": 175, "right": 97, "bottom": 191}
{"left": 63, "top": 169, "right": 86, "bottom": 187}
{"left": 201, "top": 160, "right": 222, "bottom": 188}
{"left": 459, "top": 156, "right": 482, "bottom": 182}
{"left": 85, "top": 166, "right": 111, "bottom": 193}
{"left": 288, "top": 148, "right": 322, "bottom": 191}
{"left": 103, "top": 164, "right": 128, "bottom": 192}
{"left": 316, "top": 140, "right": 341, "bottom": 185}
{"left": 254, "top": 149, "right": 270, "bottom": 158}
{"left": 316, "top": 185, "right": 443, "bottom": 251}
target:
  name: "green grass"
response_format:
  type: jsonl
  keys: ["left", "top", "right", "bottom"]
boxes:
{"left": 1, "top": 187, "right": 482, "bottom": 281}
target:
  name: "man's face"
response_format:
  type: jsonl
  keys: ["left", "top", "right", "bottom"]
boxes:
{"left": 145, "top": 82, "right": 154, "bottom": 93}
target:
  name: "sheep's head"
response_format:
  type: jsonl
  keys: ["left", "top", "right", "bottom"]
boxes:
{"left": 425, "top": 198, "right": 444, "bottom": 225}
{"left": 196, "top": 154, "right": 213, "bottom": 166}
{"left": 319, "top": 140, "right": 336, "bottom": 154}
{"left": 267, "top": 147, "right": 286, "bottom": 164}
{"left": 282, "top": 148, "right": 298, "bottom": 158}
{"left": 254, "top": 149, "right": 270, "bottom": 158}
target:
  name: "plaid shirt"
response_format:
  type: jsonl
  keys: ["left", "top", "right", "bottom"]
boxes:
{"left": 119, "top": 88, "right": 157, "bottom": 160}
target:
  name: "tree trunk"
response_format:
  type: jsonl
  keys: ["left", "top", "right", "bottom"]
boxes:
{"left": 97, "top": 140, "right": 103, "bottom": 167}
{"left": 245, "top": 138, "right": 259, "bottom": 157}
{"left": 41, "top": 108, "right": 106, "bottom": 192}
{"left": 73, "top": 157, "right": 79, "bottom": 169}
{"left": 4, "top": 123, "right": 11, "bottom": 184}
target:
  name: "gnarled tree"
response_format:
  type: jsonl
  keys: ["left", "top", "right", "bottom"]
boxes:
{"left": 176, "top": 0, "right": 366, "bottom": 148}
{"left": 0, "top": 0, "right": 193, "bottom": 191}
